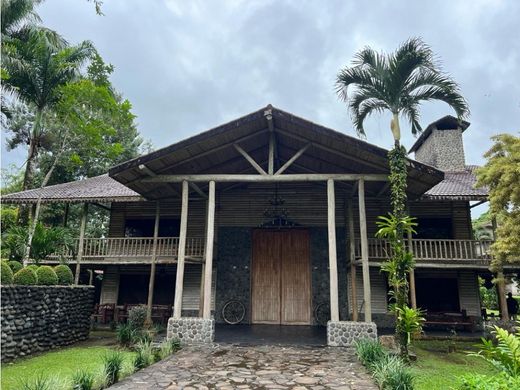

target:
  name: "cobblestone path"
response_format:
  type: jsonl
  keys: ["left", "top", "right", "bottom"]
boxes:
{"left": 110, "top": 344, "right": 377, "bottom": 389}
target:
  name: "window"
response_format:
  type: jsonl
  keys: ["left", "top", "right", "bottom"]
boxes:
{"left": 124, "top": 218, "right": 180, "bottom": 237}
{"left": 117, "top": 272, "right": 175, "bottom": 305}
{"left": 414, "top": 218, "right": 453, "bottom": 239}
{"left": 416, "top": 277, "right": 460, "bottom": 313}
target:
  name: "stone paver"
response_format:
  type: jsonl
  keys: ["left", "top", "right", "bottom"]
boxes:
{"left": 110, "top": 344, "right": 377, "bottom": 389}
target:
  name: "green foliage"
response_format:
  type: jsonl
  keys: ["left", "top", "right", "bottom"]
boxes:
{"left": 71, "top": 369, "right": 94, "bottom": 390}
{"left": 54, "top": 264, "right": 73, "bottom": 285}
{"left": 102, "top": 351, "right": 124, "bottom": 386}
{"left": 128, "top": 305, "right": 147, "bottom": 330}
{"left": 355, "top": 338, "right": 387, "bottom": 368}
{"left": 26, "top": 264, "right": 39, "bottom": 272}
{"left": 388, "top": 145, "right": 408, "bottom": 219}
{"left": 13, "top": 267, "right": 37, "bottom": 285}
{"left": 395, "top": 306, "right": 425, "bottom": 345}
{"left": 470, "top": 325, "right": 520, "bottom": 377}
{"left": 155, "top": 338, "right": 181, "bottom": 362}
{"left": 18, "top": 374, "right": 55, "bottom": 390}
{"left": 479, "top": 277, "right": 498, "bottom": 310}
{"left": 133, "top": 341, "right": 154, "bottom": 371}
{"left": 1, "top": 261, "right": 14, "bottom": 284}
{"left": 476, "top": 134, "right": 520, "bottom": 269}
{"left": 116, "top": 323, "right": 137, "bottom": 347}
{"left": 371, "top": 354, "right": 415, "bottom": 390}
{"left": 457, "top": 372, "right": 520, "bottom": 389}
{"left": 35, "top": 265, "right": 58, "bottom": 285}
{"left": 8, "top": 260, "right": 23, "bottom": 273}
{"left": 2, "top": 223, "right": 73, "bottom": 262}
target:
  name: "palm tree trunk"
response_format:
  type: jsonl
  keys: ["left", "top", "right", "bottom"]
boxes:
{"left": 391, "top": 113, "right": 401, "bottom": 146}
{"left": 22, "top": 109, "right": 43, "bottom": 191}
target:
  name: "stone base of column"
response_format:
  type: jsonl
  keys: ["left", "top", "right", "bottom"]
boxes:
{"left": 167, "top": 317, "right": 215, "bottom": 345}
{"left": 327, "top": 321, "right": 377, "bottom": 347}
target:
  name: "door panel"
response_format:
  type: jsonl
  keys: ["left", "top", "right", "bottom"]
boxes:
{"left": 251, "top": 229, "right": 311, "bottom": 325}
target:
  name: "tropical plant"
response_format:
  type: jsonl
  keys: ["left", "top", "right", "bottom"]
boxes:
{"left": 336, "top": 37, "right": 469, "bottom": 358}
{"left": 470, "top": 324, "right": 520, "bottom": 377}
{"left": 54, "top": 264, "right": 73, "bottom": 285}
{"left": 133, "top": 340, "right": 154, "bottom": 371}
{"left": 13, "top": 267, "right": 37, "bottom": 285}
{"left": 116, "top": 323, "right": 137, "bottom": 347}
{"left": 371, "top": 354, "right": 415, "bottom": 390}
{"left": 354, "top": 338, "right": 387, "bottom": 368}
{"left": 457, "top": 372, "right": 520, "bottom": 390}
{"left": 102, "top": 350, "right": 124, "bottom": 386}
{"left": 1, "top": 261, "right": 14, "bottom": 284}
{"left": 35, "top": 265, "right": 58, "bottom": 285}
{"left": 18, "top": 373, "right": 58, "bottom": 390}
{"left": 71, "top": 369, "right": 94, "bottom": 390}
{"left": 394, "top": 305, "right": 425, "bottom": 346}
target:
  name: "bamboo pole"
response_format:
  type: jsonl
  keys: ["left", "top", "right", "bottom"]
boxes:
{"left": 74, "top": 203, "right": 88, "bottom": 285}
{"left": 173, "top": 181, "right": 189, "bottom": 318}
{"left": 327, "top": 179, "right": 340, "bottom": 322}
{"left": 347, "top": 199, "right": 358, "bottom": 321}
{"left": 203, "top": 181, "right": 216, "bottom": 319}
{"left": 146, "top": 202, "right": 161, "bottom": 324}
{"left": 358, "top": 179, "right": 372, "bottom": 322}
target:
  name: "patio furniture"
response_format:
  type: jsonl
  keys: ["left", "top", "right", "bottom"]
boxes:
{"left": 91, "top": 303, "right": 115, "bottom": 324}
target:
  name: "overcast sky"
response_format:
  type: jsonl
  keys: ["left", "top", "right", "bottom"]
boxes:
{"left": 2, "top": 0, "right": 519, "bottom": 209}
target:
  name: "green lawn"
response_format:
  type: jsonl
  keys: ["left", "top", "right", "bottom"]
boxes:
{"left": 1, "top": 331, "right": 136, "bottom": 390}
{"left": 411, "top": 340, "right": 496, "bottom": 390}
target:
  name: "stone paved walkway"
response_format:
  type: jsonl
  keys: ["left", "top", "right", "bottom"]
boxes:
{"left": 110, "top": 344, "right": 377, "bottom": 389}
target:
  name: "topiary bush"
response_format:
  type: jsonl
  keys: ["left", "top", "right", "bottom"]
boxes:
{"left": 26, "top": 264, "right": 39, "bottom": 273}
{"left": 1, "top": 261, "right": 14, "bottom": 284}
{"left": 13, "top": 268, "right": 37, "bottom": 285}
{"left": 54, "top": 264, "right": 73, "bottom": 285}
{"left": 36, "top": 266, "right": 58, "bottom": 285}
{"left": 8, "top": 260, "right": 23, "bottom": 274}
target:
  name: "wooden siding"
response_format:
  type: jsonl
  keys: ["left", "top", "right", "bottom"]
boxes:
{"left": 347, "top": 268, "right": 389, "bottom": 314}
{"left": 108, "top": 184, "right": 473, "bottom": 239}
{"left": 99, "top": 264, "right": 215, "bottom": 310}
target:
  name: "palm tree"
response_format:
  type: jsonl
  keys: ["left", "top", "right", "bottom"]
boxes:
{"left": 3, "top": 31, "right": 94, "bottom": 191}
{"left": 335, "top": 37, "right": 469, "bottom": 357}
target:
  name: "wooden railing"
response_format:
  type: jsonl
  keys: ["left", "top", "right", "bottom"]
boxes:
{"left": 48, "top": 236, "right": 205, "bottom": 261}
{"left": 354, "top": 238, "right": 493, "bottom": 264}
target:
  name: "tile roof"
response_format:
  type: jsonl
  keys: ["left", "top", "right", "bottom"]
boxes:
{"left": 423, "top": 165, "right": 488, "bottom": 201}
{"left": 1, "top": 174, "right": 142, "bottom": 204}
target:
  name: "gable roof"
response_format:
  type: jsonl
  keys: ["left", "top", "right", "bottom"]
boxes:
{"left": 109, "top": 105, "right": 445, "bottom": 199}
{"left": 409, "top": 115, "right": 470, "bottom": 154}
{"left": 1, "top": 174, "right": 142, "bottom": 204}
{"left": 423, "top": 165, "right": 488, "bottom": 201}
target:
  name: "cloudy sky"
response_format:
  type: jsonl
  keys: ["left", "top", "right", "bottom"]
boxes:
{"left": 2, "top": 0, "right": 519, "bottom": 196}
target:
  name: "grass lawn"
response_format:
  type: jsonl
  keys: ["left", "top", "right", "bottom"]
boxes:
{"left": 1, "top": 330, "right": 136, "bottom": 390}
{"left": 411, "top": 339, "right": 496, "bottom": 390}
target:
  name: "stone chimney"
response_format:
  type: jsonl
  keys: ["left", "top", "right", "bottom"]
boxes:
{"left": 409, "top": 115, "right": 470, "bottom": 172}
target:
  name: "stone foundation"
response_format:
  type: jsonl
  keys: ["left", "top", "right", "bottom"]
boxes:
{"left": 167, "top": 317, "right": 214, "bottom": 345}
{"left": 327, "top": 321, "right": 377, "bottom": 347}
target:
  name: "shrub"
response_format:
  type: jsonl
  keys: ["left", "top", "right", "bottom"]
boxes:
{"left": 458, "top": 372, "right": 520, "bottom": 389}
{"left": 71, "top": 369, "right": 94, "bottom": 390}
{"left": 371, "top": 354, "right": 415, "bottom": 390}
{"left": 18, "top": 374, "right": 63, "bottom": 390}
{"left": 26, "top": 264, "right": 39, "bottom": 272}
{"left": 1, "top": 261, "right": 14, "bottom": 284}
{"left": 13, "top": 267, "right": 37, "bottom": 285}
{"left": 54, "top": 264, "right": 73, "bottom": 285}
{"left": 355, "top": 338, "right": 387, "bottom": 368}
{"left": 36, "top": 266, "right": 58, "bottom": 285}
{"left": 8, "top": 260, "right": 23, "bottom": 274}
{"left": 116, "top": 323, "right": 137, "bottom": 347}
{"left": 133, "top": 341, "right": 154, "bottom": 371}
{"left": 102, "top": 351, "right": 124, "bottom": 386}
{"left": 128, "top": 305, "right": 147, "bottom": 330}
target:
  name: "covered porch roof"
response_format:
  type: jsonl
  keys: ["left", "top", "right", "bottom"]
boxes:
{"left": 108, "top": 105, "right": 444, "bottom": 200}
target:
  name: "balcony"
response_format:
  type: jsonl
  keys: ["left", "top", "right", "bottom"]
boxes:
{"left": 354, "top": 238, "right": 494, "bottom": 267}
{"left": 47, "top": 237, "right": 205, "bottom": 264}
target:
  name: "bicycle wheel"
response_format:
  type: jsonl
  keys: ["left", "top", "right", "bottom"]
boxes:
{"left": 314, "top": 302, "right": 331, "bottom": 326}
{"left": 222, "top": 300, "right": 246, "bottom": 325}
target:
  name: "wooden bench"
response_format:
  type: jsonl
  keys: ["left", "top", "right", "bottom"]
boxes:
{"left": 424, "top": 311, "right": 476, "bottom": 332}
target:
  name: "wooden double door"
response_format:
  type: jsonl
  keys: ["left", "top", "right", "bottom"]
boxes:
{"left": 251, "top": 229, "right": 311, "bottom": 325}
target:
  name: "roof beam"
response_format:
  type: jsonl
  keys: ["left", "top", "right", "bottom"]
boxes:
{"left": 233, "top": 144, "right": 267, "bottom": 175}
{"left": 275, "top": 143, "right": 311, "bottom": 175}
{"left": 142, "top": 173, "right": 388, "bottom": 183}
{"left": 189, "top": 183, "right": 208, "bottom": 199}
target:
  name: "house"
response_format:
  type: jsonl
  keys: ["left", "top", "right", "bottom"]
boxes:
{"left": 2, "top": 105, "right": 514, "bottom": 346}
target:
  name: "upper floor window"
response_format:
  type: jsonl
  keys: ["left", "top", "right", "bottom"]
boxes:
{"left": 413, "top": 217, "right": 453, "bottom": 239}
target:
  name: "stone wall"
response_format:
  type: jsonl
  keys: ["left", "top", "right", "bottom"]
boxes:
{"left": 167, "top": 317, "right": 214, "bottom": 345}
{"left": 415, "top": 128, "right": 466, "bottom": 171}
{"left": 327, "top": 321, "right": 377, "bottom": 347}
{"left": 1, "top": 286, "right": 94, "bottom": 362}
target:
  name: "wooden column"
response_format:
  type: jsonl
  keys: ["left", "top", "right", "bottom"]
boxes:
{"left": 203, "top": 181, "right": 216, "bottom": 319}
{"left": 88, "top": 269, "right": 94, "bottom": 286}
{"left": 74, "top": 203, "right": 88, "bottom": 285}
{"left": 347, "top": 199, "right": 358, "bottom": 321}
{"left": 327, "top": 179, "right": 340, "bottom": 322}
{"left": 173, "top": 181, "right": 189, "bottom": 319}
{"left": 407, "top": 204, "right": 417, "bottom": 309}
{"left": 358, "top": 179, "right": 372, "bottom": 322}
{"left": 146, "top": 202, "right": 161, "bottom": 324}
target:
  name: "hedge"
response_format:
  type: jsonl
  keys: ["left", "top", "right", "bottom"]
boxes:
{"left": 13, "top": 268, "right": 38, "bottom": 285}
{"left": 36, "top": 266, "right": 59, "bottom": 286}
{"left": 54, "top": 265, "right": 74, "bottom": 285}
{"left": 1, "top": 261, "right": 14, "bottom": 284}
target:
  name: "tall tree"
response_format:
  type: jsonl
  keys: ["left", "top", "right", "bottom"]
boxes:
{"left": 335, "top": 37, "right": 469, "bottom": 357}
{"left": 476, "top": 134, "right": 520, "bottom": 269}
{"left": 2, "top": 30, "right": 94, "bottom": 191}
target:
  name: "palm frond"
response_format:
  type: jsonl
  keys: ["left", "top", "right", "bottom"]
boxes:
{"left": 349, "top": 93, "right": 388, "bottom": 136}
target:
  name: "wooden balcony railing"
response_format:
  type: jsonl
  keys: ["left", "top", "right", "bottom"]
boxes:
{"left": 48, "top": 236, "right": 205, "bottom": 263}
{"left": 354, "top": 238, "right": 493, "bottom": 264}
